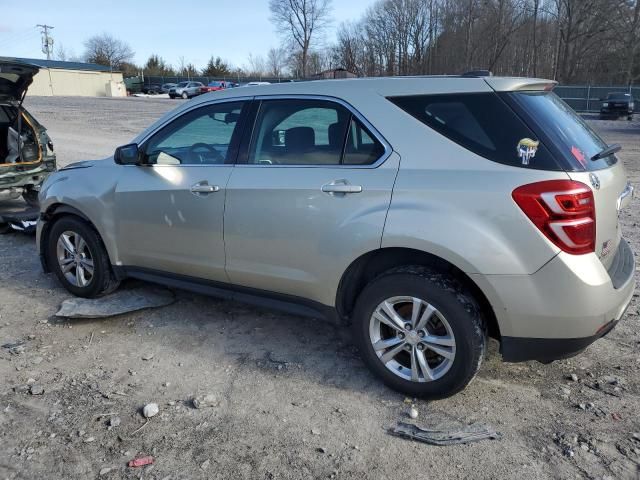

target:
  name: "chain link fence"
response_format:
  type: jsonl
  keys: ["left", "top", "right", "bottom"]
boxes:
{"left": 554, "top": 85, "right": 639, "bottom": 113}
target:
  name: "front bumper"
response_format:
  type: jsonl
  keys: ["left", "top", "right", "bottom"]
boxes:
{"left": 601, "top": 108, "right": 633, "bottom": 116}
{"left": 472, "top": 239, "right": 636, "bottom": 362}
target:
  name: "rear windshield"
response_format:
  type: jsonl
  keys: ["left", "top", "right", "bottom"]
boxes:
{"left": 506, "top": 91, "right": 616, "bottom": 171}
{"left": 388, "top": 93, "right": 561, "bottom": 170}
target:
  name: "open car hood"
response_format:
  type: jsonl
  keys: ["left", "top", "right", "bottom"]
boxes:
{"left": 0, "top": 58, "right": 40, "bottom": 102}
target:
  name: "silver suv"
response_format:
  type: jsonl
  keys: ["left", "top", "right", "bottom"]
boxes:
{"left": 168, "top": 81, "right": 204, "bottom": 99}
{"left": 36, "top": 77, "right": 636, "bottom": 398}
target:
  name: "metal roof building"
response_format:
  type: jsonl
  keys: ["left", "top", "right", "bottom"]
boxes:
{"left": 14, "top": 57, "right": 126, "bottom": 97}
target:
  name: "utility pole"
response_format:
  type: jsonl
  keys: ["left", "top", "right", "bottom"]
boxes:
{"left": 37, "top": 24, "right": 54, "bottom": 60}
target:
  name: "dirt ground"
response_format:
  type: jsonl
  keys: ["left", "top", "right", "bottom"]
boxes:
{"left": 0, "top": 96, "right": 639, "bottom": 480}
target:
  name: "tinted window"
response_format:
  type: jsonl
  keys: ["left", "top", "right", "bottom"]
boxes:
{"left": 248, "top": 99, "right": 350, "bottom": 165}
{"left": 177, "top": 82, "right": 188, "bottom": 87}
{"left": 144, "top": 102, "right": 244, "bottom": 165}
{"left": 343, "top": 117, "right": 386, "bottom": 165}
{"left": 507, "top": 91, "right": 616, "bottom": 171}
{"left": 388, "top": 93, "right": 561, "bottom": 170}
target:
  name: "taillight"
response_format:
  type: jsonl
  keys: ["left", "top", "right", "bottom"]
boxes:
{"left": 512, "top": 180, "right": 595, "bottom": 255}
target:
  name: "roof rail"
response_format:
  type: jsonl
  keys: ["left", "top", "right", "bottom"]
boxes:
{"left": 462, "top": 70, "right": 493, "bottom": 77}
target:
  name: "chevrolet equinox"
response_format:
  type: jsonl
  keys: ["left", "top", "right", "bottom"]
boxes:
{"left": 37, "top": 76, "right": 636, "bottom": 398}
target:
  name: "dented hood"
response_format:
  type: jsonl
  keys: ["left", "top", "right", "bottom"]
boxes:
{"left": 0, "top": 58, "right": 39, "bottom": 102}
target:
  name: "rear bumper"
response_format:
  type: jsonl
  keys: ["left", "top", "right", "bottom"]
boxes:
{"left": 471, "top": 238, "right": 636, "bottom": 362}
{"left": 501, "top": 318, "right": 621, "bottom": 363}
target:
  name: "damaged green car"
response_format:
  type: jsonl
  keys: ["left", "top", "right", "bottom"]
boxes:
{"left": 0, "top": 58, "right": 56, "bottom": 206}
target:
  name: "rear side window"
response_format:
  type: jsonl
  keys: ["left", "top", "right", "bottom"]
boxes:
{"left": 388, "top": 93, "right": 561, "bottom": 170}
{"left": 246, "top": 98, "right": 387, "bottom": 166}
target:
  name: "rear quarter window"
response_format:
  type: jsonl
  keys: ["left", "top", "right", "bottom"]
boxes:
{"left": 388, "top": 93, "right": 561, "bottom": 170}
{"left": 505, "top": 91, "right": 617, "bottom": 171}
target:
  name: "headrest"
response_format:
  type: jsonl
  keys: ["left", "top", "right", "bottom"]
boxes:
{"left": 224, "top": 112, "right": 240, "bottom": 124}
{"left": 285, "top": 127, "right": 315, "bottom": 151}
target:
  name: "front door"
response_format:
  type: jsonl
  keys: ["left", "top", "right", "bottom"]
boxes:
{"left": 224, "top": 97, "right": 399, "bottom": 305}
{"left": 114, "top": 101, "right": 247, "bottom": 281}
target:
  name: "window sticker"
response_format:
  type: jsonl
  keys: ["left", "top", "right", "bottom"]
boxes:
{"left": 517, "top": 138, "right": 539, "bottom": 165}
{"left": 571, "top": 145, "right": 587, "bottom": 166}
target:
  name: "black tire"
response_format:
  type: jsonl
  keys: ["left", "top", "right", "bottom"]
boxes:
{"left": 46, "top": 216, "right": 120, "bottom": 298}
{"left": 181, "top": 91, "right": 189, "bottom": 99}
{"left": 22, "top": 188, "right": 40, "bottom": 208}
{"left": 352, "top": 266, "right": 486, "bottom": 399}
{"left": 628, "top": 115, "right": 633, "bottom": 121}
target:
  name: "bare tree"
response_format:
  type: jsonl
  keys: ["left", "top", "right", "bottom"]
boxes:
{"left": 267, "top": 47, "right": 288, "bottom": 77}
{"left": 83, "top": 33, "right": 134, "bottom": 69}
{"left": 269, "top": 0, "right": 333, "bottom": 77}
{"left": 246, "top": 53, "right": 267, "bottom": 77}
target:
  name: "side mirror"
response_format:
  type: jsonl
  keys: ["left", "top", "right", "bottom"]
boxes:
{"left": 114, "top": 143, "right": 141, "bottom": 165}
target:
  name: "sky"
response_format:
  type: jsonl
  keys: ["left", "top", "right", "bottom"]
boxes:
{"left": 0, "top": 0, "right": 375, "bottom": 70}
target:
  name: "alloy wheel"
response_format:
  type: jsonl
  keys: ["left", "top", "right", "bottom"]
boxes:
{"left": 369, "top": 296, "right": 456, "bottom": 382}
{"left": 56, "top": 230, "right": 95, "bottom": 287}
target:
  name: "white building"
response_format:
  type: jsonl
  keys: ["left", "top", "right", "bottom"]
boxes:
{"left": 16, "top": 58, "right": 126, "bottom": 97}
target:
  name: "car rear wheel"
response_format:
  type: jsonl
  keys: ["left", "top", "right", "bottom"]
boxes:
{"left": 46, "top": 216, "right": 119, "bottom": 298}
{"left": 352, "top": 266, "right": 487, "bottom": 399}
{"left": 628, "top": 115, "right": 633, "bottom": 121}
{"left": 181, "top": 91, "right": 189, "bottom": 99}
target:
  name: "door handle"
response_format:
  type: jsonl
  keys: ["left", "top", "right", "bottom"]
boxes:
{"left": 321, "top": 180, "right": 362, "bottom": 195}
{"left": 190, "top": 182, "right": 220, "bottom": 195}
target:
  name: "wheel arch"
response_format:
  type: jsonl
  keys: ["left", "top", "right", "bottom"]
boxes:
{"left": 336, "top": 247, "right": 501, "bottom": 339}
{"left": 39, "top": 203, "right": 114, "bottom": 274}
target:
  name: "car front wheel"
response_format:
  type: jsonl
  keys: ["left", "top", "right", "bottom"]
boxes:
{"left": 352, "top": 266, "right": 487, "bottom": 399}
{"left": 181, "top": 91, "right": 189, "bottom": 99}
{"left": 46, "top": 216, "right": 119, "bottom": 298}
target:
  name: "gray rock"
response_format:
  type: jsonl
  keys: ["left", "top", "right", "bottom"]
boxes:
{"left": 193, "top": 394, "right": 219, "bottom": 409}
{"left": 29, "top": 384, "right": 44, "bottom": 395}
{"left": 200, "top": 459, "right": 210, "bottom": 470}
{"left": 99, "top": 467, "right": 112, "bottom": 475}
{"left": 108, "top": 416, "right": 121, "bottom": 428}
{"left": 84, "top": 436, "right": 95, "bottom": 443}
{"left": 317, "top": 447, "right": 327, "bottom": 454}
{"left": 56, "top": 288, "right": 175, "bottom": 318}
{"left": 568, "top": 373, "right": 578, "bottom": 382}
{"left": 143, "top": 403, "right": 159, "bottom": 418}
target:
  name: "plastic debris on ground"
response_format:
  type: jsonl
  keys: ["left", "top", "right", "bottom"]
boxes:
{"left": 389, "top": 421, "right": 501, "bottom": 446}
{"left": 128, "top": 456, "right": 154, "bottom": 468}
{"left": 55, "top": 288, "right": 175, "bottom": 318}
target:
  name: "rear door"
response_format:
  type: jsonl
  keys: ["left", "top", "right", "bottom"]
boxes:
{"left": 507, "top": 91, "right": 630, "bottom": 268}
{"left": 223, "top": 97, "right": 399, "bottom": 305}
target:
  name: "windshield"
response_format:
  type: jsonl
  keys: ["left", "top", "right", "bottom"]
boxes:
{"left": 507, "top": 91, "right": 616, "bottom": 171}
{"left": 177, "top": 82, "right": 188, "bottom": 87}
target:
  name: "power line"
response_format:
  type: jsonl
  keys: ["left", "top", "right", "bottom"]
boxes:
{"left": 36, "top": 24, "right": 54, "bottom": 60}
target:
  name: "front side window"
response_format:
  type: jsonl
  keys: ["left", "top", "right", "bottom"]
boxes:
{"left": 388, "top": 93, "right": 561, "bottom": 170}
{"left": 144, "top": 102, "right": 245, "bottom": 165}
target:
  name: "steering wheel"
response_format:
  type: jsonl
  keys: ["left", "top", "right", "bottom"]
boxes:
{"left": 188, "top": 143, "right": 225, "bottom": 164}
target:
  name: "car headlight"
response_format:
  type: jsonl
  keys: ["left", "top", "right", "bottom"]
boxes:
{"left": 602, "top": 102, "right": 609, "bottom": 107}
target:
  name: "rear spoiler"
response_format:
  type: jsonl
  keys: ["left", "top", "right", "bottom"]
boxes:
{"left": 483, "top": 77, "right": 557, "bottom": 92}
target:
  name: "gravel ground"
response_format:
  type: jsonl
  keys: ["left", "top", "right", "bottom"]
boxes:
{"left": 0, "top": 97, "right": 639, "bottom": 480}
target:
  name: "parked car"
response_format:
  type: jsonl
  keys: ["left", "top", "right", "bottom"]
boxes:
{"left": 0, "top": 58, "right": 56, "bottom": 207}
{"left": 168, "top": 81, "right": 205, "bottom": 99}
{"left": 202, "top": 81, "right": 229, "bottom": 92}
{"left": 240, "top": 81, "right": 271, "bottom": 87}
{"left": 600, "top": 92, "right": 635, "bottom": 120}
{"left": 161, "top": 83, "right": 177, "bottom": 94}
{"left": 141, "top": 84, "right": 162, "bottom": 95}
{"left": 37, "top": 77, "right": 635, "bottom": 399}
